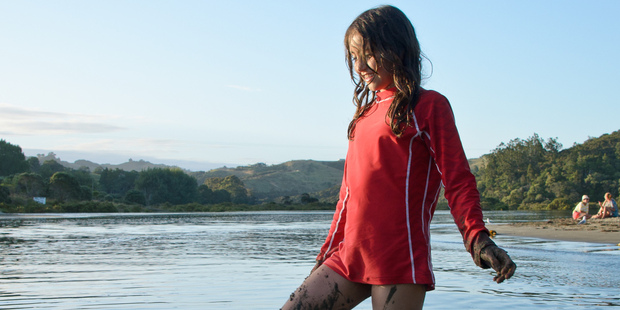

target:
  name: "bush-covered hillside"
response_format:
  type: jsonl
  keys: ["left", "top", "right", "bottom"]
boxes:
{"left": 191, "top": 160, "right": 345, "bottom": 202}
{"left": 476, "top": 131, "right": 620, "bottom": 210}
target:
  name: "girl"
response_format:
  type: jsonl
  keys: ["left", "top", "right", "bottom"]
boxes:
{"left": 592, "top": 192, "right": 618, "bottom": 219}
{"left": 282, "top": 5, "right": 515, "bottom": 310}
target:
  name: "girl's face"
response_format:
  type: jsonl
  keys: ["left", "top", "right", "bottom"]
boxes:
{"left": 349, "top": 33, "right": 394, "bottom": 92}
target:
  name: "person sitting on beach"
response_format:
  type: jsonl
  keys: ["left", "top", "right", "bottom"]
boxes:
{"left": 591, "top": 192, "right": 618, "bottom": 219}
{"left": 572, "top": 195, "right": 590, "bottom": 220}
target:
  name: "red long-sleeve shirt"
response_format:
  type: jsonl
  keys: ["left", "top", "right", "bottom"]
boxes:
{"left": 318, "top": 88, "right": 488, "bottom": 290}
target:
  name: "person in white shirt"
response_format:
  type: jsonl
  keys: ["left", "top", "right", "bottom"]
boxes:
{"left": 572, "top": 195, "right": 590, "bottom": 220}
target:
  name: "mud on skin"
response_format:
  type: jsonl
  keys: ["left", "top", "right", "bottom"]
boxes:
{"left": 382, "top": 286, "right": 397, "bottom": 309}
{"left": 283, "top": 276, "right": 356, "bottom": 310}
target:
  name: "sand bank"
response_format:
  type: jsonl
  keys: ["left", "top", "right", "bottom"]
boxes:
{"left": 486, "top": 217, "right": 620, "bottom": 244}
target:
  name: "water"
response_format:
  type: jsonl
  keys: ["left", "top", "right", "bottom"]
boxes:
{"left": 0, "top": 211, "right": 618, "bottom": 309}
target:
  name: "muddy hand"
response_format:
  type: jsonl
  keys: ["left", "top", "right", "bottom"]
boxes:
{"left": 480, "top": 245, "right": 516, "bottom": 283}
{"left": 472, "top": 232, "right": 516, "bottom": 283}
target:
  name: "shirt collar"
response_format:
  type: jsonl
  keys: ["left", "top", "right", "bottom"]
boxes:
{"left": 375, "top": 87, "right": 397, "bottom": 102}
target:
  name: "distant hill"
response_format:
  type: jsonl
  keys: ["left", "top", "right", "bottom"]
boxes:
{"left": 191, "top": 160, "right": 345, "bottom": 202}
{"left": 36, "top": 152, "right": 179, "bottom": 172}
{"left": 18, "top": 130, "right": 620, "bottom": 211}
{"left": 37, "top": 151, "right": 346, "bottom": 203}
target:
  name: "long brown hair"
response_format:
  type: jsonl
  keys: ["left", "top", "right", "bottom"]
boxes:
{"left": 345, "top": 5, "right": 424, "bottom": 139}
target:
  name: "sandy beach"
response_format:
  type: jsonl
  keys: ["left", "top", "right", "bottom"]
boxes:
{"left": 486, "top": 217, "right": 620, "bottom": 244}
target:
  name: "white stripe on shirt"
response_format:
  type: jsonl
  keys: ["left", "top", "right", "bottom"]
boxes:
{"left": 405, "top": 135, "right": 416, "bottom": 283}
{"left": 323, "top": 186, "right": 348, "bottom": 261}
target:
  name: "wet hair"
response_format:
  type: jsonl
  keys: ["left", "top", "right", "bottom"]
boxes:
{"left": 345, "top": 5, "right": 425, "bottom": 139}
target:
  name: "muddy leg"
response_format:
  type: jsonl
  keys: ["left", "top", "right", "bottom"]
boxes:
{"left": 371, "top": 284, "right": 426, "bottom": 310}
{"left": 281, "top": 265, "right": 371, "bottom": 310}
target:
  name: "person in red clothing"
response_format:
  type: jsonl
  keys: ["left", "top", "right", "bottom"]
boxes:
{"left": 282, "top": 5, "right": 515, "bottom": 310}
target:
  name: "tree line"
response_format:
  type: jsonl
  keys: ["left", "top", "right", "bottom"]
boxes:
{"left": 474, "top": 131, "right": 620, "bottom": 210}
{"left": 2, "top": 130, "right": 620, "bottom": 213}
{"left": 0, "top": 140, "right": 327, "bottom": 213}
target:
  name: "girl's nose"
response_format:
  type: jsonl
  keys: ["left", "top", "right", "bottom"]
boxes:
{"left": 354, "top": 59, "right": 367, "bottom": 73}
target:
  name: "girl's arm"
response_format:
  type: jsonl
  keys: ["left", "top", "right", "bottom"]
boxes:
{"left": 419, "top": 93, "right": 487, "bottom": 251}
{"left": 418, "top": 92, "right": 515, "bottom": 282}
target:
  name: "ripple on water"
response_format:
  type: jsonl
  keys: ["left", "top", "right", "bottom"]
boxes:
{"left": 0, "top": 211, "right": 618, "bottom": 309}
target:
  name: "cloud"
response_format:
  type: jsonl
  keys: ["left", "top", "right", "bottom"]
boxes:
{"left": 225, "top": 85, "right": 263, "bottom": 92}
{"left": 0, "top": 103, "right": 126, "bottom": 135}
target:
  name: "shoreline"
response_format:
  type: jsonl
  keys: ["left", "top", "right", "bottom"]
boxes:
{"left": 487, "top": 217, "right": 620, "bottom": 244}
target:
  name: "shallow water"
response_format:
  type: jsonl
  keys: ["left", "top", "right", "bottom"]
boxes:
{"left": 0, "top": 211, "right": 618, "bottom": 309}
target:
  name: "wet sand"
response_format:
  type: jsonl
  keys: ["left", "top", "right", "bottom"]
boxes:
{"left": 486, "top": 217, "right": 620, "bottom": 244}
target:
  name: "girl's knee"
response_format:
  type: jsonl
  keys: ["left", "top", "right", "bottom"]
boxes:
{"left": 281, "top": 265, "right": 370, "bottom": 310}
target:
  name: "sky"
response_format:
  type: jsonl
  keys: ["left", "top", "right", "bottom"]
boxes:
{"left": 1, "top": 1, "right": 619, "bottom": 171}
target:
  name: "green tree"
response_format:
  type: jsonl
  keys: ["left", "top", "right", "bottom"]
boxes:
{"left": 197, "top": 185, "right": 216, "bottom": 204}
{"left": 301, "top": 193, "right": 318, "bottom": 204}
{"left": 477, "top": 131, "right": 620, "bottom": 210}
{"left": 49, "top": 172, "right": 82, "bottom": 202}
{"left": 124, "top": 189, "right": 146, "bottom": 205}
{"left": 13, "top": 172, "right": 47, "bottom": 197}
{"left": 0, "top": 185, "right": 10, "bottom": 204}
{"left": 0, "top": 140, "right": 29, "bottom": 177}
{"left": 547, "top": 197, "right": 572, "bottom": 210}
{"left": 204, "top": 175, "right": 249, "bottom": 204}
{"left": 27, "top": 157, "right": 41, "bottom": 173}
{"left": 212, "top": 189, "right": 232, "bottom": 203}
{"left": 80, "top": 185, "right": 92, "bottom": 201}
{"left": 39, "top": 160, "right": 66, "bottom": 180}
{"left": 68, "top": 167, "right": 95, "bottom": 188}
{"left": 477, "top": 134, "right": 563, "bottom": 209}
{"left": 135, "top": 168, "right": 198, "bottom": 206}
{"left": 97, "top": 168, "right": 139, "bottom": 197}
{"left": 195, "top": 183, "right": 231, "bottom": 204}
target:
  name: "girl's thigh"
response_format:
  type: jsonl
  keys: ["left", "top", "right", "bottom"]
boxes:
{"left": 371, "top": 284, "right": 426, "bottom": 310}
{"left": 281, "top": 264, "right": 371, "bottom": 310}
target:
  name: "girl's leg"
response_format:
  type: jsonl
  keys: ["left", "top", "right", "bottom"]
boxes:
{"left": 281, "top": 264, "right": 371, "bottom": 310}
{"left": 371, "top": 284, "right": 426, "bottom": 310}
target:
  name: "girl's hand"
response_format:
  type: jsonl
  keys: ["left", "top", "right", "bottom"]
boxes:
{"left": 480, "top": 245, "right": 517, "bottom": 283}
{"left": 472, "top": 232, "right": 516, "bottom": 283}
